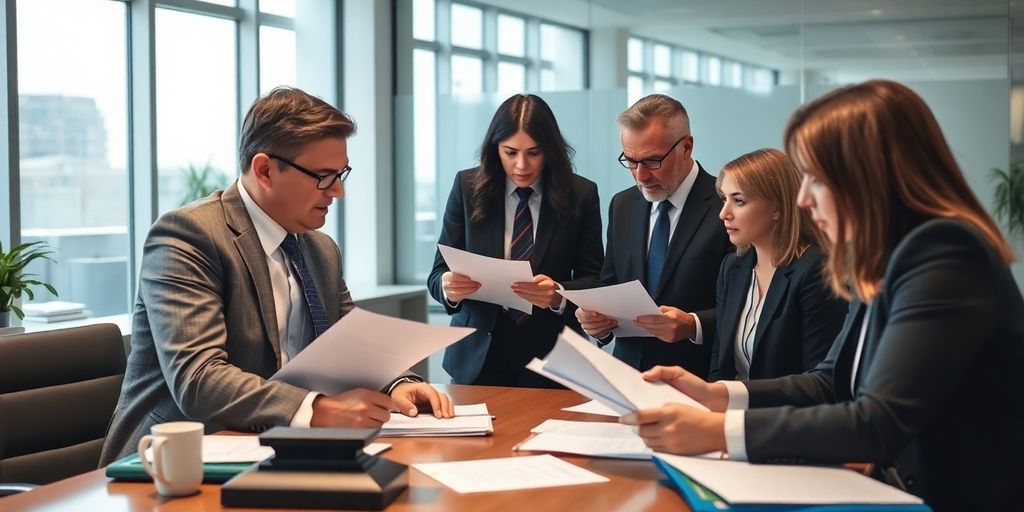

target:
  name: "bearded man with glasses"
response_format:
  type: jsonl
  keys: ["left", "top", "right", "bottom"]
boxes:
{"left": 575, "top": 94, "right": 732, "bottom": 377}
{"left": 100, "top": 87, "right": 452, "bottom": 466}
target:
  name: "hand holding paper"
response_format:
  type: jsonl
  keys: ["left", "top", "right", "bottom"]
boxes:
{"left": 438, "top": 244, "right": 534, "bottom": 313}
{"left": 558, "top": 280, "right": 661, "bottom": 338}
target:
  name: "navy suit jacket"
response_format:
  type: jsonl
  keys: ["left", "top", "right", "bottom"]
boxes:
{"left": 742, "top": 219, "right": 1024, "bottom": 510}
{"left": 427, "top": 169, "right": 604, "bottom": 384}
{"left": 709, "top": 247, "right": 847, "bottom": 381}
{"left": 601, "top": 164, "right": 733, "bottom": 377}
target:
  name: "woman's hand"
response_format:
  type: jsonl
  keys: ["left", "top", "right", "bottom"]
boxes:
{"left": 512, "top": 274, "right": 561, "bottom": 309}
{"left": 441, "top": 271, "right": 481, "bottom": 303}
{"left": 620, "top": 404, "right": 726, "bottom": 455}
{"left": 576, "top": 307, "right": 618, "bottom": 339}
{"left": 642, "top": 365, "right": 729, "bottom": 412}
{"left": 635, "top": 306, "right": 696, "bottom": 343}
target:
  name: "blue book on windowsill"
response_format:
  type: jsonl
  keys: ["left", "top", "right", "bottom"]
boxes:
{"left": 105, "top": 453, "right": 256, "bottom": 484}
{"left": 652, "top": 457, "right": 933, "bottom": 512}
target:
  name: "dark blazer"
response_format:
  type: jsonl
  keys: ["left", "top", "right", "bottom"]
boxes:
{"left": 601, "top": 164, "right": 733, "bottom": 377}
{"left": 100, "top": 183, "right": 354, "bottom": 466}
{"left": 709, "top": 247, "right": 847, "bottom": 381}
{"left": 427, "top": 169, "right": 604, "bottom": 384}
{"left": 741, "top": 219, "right": 1024, "bottom": 510}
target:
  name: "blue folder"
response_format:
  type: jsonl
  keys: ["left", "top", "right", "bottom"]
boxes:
{"left": 652, "top": 457, "right": 933, "bottom": 512}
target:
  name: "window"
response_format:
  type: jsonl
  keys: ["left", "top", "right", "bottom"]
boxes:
{"left": 413, "top": 0, "right": 436, "bottom": 41}
{"left": 539, "top": 23, "right": 585, "bottom": 91}
{"left": 451, "top": 54, "right": 483, "bottom": 95}
{"left": 450, "top": 3, "right": 482, "bottom": 49}
{"left": 497, "top": 61, "right": 526, "bottom": 95}
{"left": 259, "top": 0, "right": 294, "bottom": 17}
{"left": 497, "top": 15, "right": 525, "bottom": 57}
{"left": 17, "top": 0, "right": 130, "bottom": 317}
{"left": 155, "top": 8, "right": 238, "bottom": 214}
{"left": 260, "top": 25, "right": 297, "bottom": 93}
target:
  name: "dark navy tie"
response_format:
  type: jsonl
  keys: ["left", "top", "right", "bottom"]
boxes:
{"left": 509, "top": 187, "right": 534, "bottom": 324}
{"left": 646, "top": 200, "right": 673, "bottom": 293}
{"left": 279, "top": 235, "right": 330, "bottom": 346}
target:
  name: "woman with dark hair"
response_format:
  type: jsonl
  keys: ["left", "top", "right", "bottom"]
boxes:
{"left": 621, "top": 80, "right": 1024, "bottom": 510}
{"left": 706, "top": 148, "right": 846, "bottom": 381}
{"left": 427, "top": 94, "right": 603, "bottom": 387}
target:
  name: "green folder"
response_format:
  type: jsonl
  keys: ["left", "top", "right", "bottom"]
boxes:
{"left": 105, "top": 453, "right": 257, "bottom": 483}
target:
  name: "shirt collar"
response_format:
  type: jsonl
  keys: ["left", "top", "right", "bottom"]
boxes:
{"left": 236, "top": 178, "right": 290, "bottom": 256}
{"left": 505, "top": 175, "right": 543, "bottom": 197}
{"left": 660, "top": 159, "right": 699, "bottom": 209}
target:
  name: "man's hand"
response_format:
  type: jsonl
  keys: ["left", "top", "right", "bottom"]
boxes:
{"left": 642, "top": 365, "right": 729, "bottom": 412}
{"left": 391, "top": 382, "right": 455, "bottom": 418}
{"left": 620, "top": 404, "right": 726, "bottom": 455}
{"left": 635, "top": 305, "right": 696, "bottom": 342}
{"left": 575, "top": 307, "right": 618, "bottom": 339}
{"left": 441, "top": 271, "right": 481, "bottom": 303}
{"left": 310, "top": 388, "right": 393, "bottom": 427}
{"left": 511, "top": 274, "right": 561, "bottom": 309}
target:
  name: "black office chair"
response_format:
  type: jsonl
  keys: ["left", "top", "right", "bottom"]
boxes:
{"left": 0, "top": 323, "right": 126, "bottom": 492}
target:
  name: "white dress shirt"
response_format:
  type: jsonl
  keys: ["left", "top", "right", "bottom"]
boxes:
{"left": 237, "top": 179, "right": 319, "bottom": 427}
{"left": 734, "top": 270, "right": 769, "bottom": 380}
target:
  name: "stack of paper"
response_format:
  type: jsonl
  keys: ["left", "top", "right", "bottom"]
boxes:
{"left": 654, "top": 454, "right": 929, "bottom": 511}
{"left": 527, "top": 327, "right": 706, "bottom": 416}
{"left": 437, "top": 244, "right": 534, "bottom": 313}
{"left": 516, "top": 419, "right": 653, "bottom": 460}
{"left": 561, "top": 399, "right": 619, "bottom": 417}
{"left": 413, "top": 454, "right": 608, "bottom": 494}
{"left": 22, "top": 301, "right": 89, "bottom": 323}
{"left": 380, "top": 404, "right": 493, "bottom": 437}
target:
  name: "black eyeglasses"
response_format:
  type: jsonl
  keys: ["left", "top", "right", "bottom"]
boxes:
{"left": 267, "top": 154, "right": 351, "bottom": 190}
{"left": 618, "top": 135, "right": 687, "bottom": 170}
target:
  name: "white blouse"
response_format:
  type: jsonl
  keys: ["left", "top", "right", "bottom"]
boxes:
{"left": 733, "top": 269, "right": 770, "bottom": 380}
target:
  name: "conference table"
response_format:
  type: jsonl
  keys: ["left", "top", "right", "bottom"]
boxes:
{"left": 1, "top": 385, "right": 688, "bottom": 511}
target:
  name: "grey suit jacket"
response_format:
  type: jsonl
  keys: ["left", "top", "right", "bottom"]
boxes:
{"left": 99, "top": 183, "right": 354, "bottom": 465}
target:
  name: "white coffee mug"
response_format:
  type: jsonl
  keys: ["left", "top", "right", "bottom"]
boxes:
{"left": 137, "top": 421, "right": 203, "bottom": 496}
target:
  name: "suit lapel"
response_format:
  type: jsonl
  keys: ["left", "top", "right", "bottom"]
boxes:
{"left": 752, "top": 262, "right": 793, "bottom": 359}
{"left": 631, "top": 194, "right": 652, "bottom": 287}
{"left": 222, "top": 183, "right": 282, "bottom": 361}
{"left": 531, "top": 197, "right": 557, "bottom": 271}
{"left": 655, "top": 167, "right": 714, "bottom": 298}
{"left": 718, "top": 254, "right": 753, "bottom": 372}
{"left": 482, "top": 200, "right": 505, "bottom": 259}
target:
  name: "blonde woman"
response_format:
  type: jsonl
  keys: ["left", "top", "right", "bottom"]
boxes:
{"left": 708, "top": 148, "right": 846, "bottom": 381}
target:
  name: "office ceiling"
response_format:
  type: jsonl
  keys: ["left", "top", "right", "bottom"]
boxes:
{"left": 584, "top": 0, "right": 1015, "bottom": 80}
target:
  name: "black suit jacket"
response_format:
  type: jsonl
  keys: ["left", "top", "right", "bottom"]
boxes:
{"left": 601, "top": 164, "right": 733, "bottom": 377}
{"left": 709, "top": 247, "right": 847, "bottom": 381}
{"left": 427, "top": 169, "right": 604, "bottom": 384}
{"left": 741, "top": 219, "right": 1024, "bottom": 510}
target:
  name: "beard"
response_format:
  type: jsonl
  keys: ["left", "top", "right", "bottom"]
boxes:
{"left": 635, "top": 179, "right": 669, "bottom": 202}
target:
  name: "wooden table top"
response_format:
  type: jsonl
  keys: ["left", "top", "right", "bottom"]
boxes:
{"left": 0, "top": 385, "right": 687, "bottom": 511}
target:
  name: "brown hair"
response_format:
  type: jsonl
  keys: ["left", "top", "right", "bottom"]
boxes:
{"left": 469, "top": 94, "right": 576, "bottom": 224}
{"left": 784, "top": 79, "right": 1013, "bottom": 301}
{"left": 616, "top": 94, "right": 690, "bottom": 140}
{"left": 716, "top": 148, "right": 826, "bottom": 266}
{"left": 238, "top": 86, "right": 355, "bottom": 173}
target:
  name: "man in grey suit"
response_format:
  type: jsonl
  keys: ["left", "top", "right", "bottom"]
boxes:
{"left": 100, "top": 88, "right": 452, "bottom": 465}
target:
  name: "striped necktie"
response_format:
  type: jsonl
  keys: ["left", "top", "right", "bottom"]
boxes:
{"left": 509, "top": 187, "right": 534, "bottom": 324}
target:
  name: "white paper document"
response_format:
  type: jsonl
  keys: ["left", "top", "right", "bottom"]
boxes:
{"left": 656, "top": 454, "right": 926, "bottom": 506}
{"left": 191, "top": 436, "right": 390, "bottom": 463}
{"left": 413, "top": 454, "right": 608, "bottom": 494}
{"left": 557, "top": 280, "right": 661, "bottom": 337}
{"left": 517, "top": 420, "right": 652, "bottom": 460}
{"left": 527, "top": 327, "right": 707, "bottom": 416}
{"left": 562, "top": 399, "right": 619, "bottom": 417}
{"left": 271, "top": 307, "right": 474, "bottom": 393}
{"left": 380, "top": 403, "right": 493, "bottom": 437}
{"left": 437, "top": 244, "right": 534, "bottom": 313}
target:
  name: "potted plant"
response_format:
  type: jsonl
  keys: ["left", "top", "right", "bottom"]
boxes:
{"left": 992, "top": 162, "right": 1024, "bottom": 239}
{"left": 180, "top": 161, "right": 229, "bottom": 206}
{"left": 0, "top": 240, "right": 57, "bottom": 327}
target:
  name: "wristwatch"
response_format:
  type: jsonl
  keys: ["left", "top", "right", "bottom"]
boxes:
{"left": 384, "top": 375, "right": 425, "bottom": 395}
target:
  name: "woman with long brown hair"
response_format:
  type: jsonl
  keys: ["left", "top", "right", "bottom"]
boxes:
{"left": 427, "top": 94, "right": 603, "bottom": 387}
{"left": 622, "top": 80, "right": 1024, "bottom": 510}
{"left": 706, "top": 148, "right": 846, "bottom": 381}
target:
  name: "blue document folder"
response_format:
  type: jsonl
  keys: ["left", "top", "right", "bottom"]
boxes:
{"left": 652, "top": 457, "right": 933, "bottom": 512}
